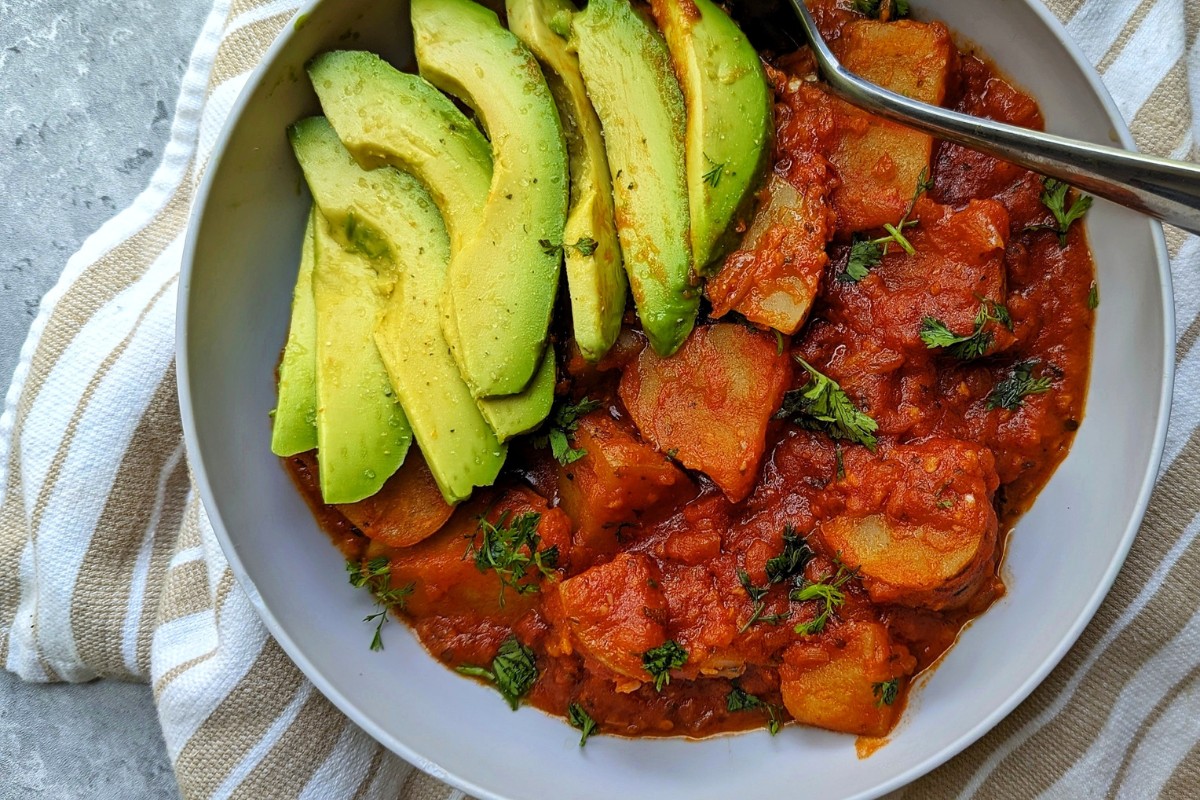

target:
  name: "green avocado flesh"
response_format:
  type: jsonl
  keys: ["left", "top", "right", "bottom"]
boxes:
{"left": 411, "top": 0, "right": 568, "bottom": 396}
{"left": 307, "top": 52, "right": 554, "bottom": 440}
{"left": 270, "top": 209, "right": 319, "bottom": 458}
{"left": 650, "top": 0, "right": 772, "bottom": 273}
{"left": 507, "top": 0, "right": 626, "bottom": 362}
{"left": 290, "top": 116, "right": 507, "bottom": 505}
{"left": 572, "top": 0, "right": 699, "bottom": 357}
{"left": 291, "top": 120, "right": 415, "bottom": 504}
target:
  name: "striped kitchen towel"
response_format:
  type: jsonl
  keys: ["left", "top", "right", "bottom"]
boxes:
{"left": 0, "top": 0, "right": 1196, "bottom": 798}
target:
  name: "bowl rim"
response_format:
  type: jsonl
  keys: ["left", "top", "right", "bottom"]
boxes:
{"left": 176, "top": 1, "right": 1176, "bottom": 797}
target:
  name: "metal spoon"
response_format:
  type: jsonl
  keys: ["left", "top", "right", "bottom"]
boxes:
{"left": 786, "top": 0, "right": 1200, "bottom": 236}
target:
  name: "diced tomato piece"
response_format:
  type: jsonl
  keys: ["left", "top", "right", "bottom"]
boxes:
{"left": 548, "top": 553, "right": 668, "bottom": 691}
{"left": 780, "top": 621, "right": 913, "bottom": 737}
{"left": 619, "top": 323, "right": 792, "bottom": 502}
{"left": 386, "top": 487, "right": 570, "bottom": 619}
{"left": 825, "top": 198, "right": 1011, "bottom": 357}
{"left": 336, "top": 448, "right": 454, "bottom": 548}
{"left": 558, "top": 412, "right": 693, "bottom": 558}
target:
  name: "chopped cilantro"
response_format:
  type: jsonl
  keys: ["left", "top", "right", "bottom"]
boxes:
{"left": 466, "top": 511, "right": 558, "bottom": 606}
{"left": 568, "top": 702, "right": 598, "bottom": 746}
{"left": 346, "top": 556, "right": 414, "bottom": 651}
{"left": 456, "top": 636, "right": 538, "bottom": 710}
{"left": 1025, "top": 177, "right": 1093, "bottom": 246}
{"left": 642, "top": 640, "right": 688, "bottom": 691}
{"left": 986, "top": 360, "right": 1053, "bottom": 411}
{"left": 776, "top": 358, "right": 878, "bottom": 450}
{"left": 873, "top": 678, "right": 900, "bottom": 707}
{"left": 791, "top": 561, "right": 858, "bottom": 636}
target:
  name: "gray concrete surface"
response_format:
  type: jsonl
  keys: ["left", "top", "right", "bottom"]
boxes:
{"left": 0, "top": 0, "right": 210, "bottom": 797}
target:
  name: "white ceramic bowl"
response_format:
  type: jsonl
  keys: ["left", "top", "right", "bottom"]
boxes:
{"left": 178, "top": 1, "right": 1174, "bottom": 798}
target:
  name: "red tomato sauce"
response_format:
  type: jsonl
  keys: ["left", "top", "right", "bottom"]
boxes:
{"left": 284, "top": 8, "right": 1094, "bottom": 743}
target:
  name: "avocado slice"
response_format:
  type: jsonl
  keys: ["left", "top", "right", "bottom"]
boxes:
{"left": 270, "top": 209, "right": 318, "bottom": 457}
{"left": 649, "top": 0, "right": 772, "bottom": 273}
{"left": 507, "top": 0, "right": 626, "bottom": 362}
{"left": 572, "top": 0, "right": 698, "bottom": 356}
{"left": 411, "top": 0, "right": 568, "bottom": 395}
{"left": 308, "top": 51, "right": 554, "bottom": 440}
{"left": 290, "top": 116, "right": 506, "bottom": 504}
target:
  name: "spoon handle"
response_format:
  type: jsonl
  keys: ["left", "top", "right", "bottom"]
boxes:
{"left": 789, "top": 0, "right": 1200, "bottom": 236}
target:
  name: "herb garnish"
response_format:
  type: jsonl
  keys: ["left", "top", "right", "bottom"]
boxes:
{"left": 702, "top": 153, "right": 725, "bottom": 188}
{"left": 535, "top": 396, "right": 602, "bottom": 465}
{"left": 457, "top": 636, "right": 538, "bottom": 710}
{"left": 642, "top": 640, "right": 688, "bottom": 691}
{"left": 568, "top": 702, "right": 598, "bottom": 746}
{"left": 466, "top": 511, "right": 558, "bottom": 606}
{"left": 347, "top": 557, "right": 414, "bottom": 651}
{"left": 727, "top": 684, "right": 785, "bottom": 735}
{"left": 540, "top": 236, "right": 600, "bottom": 257}
{"left": 1024, "top": 177, "right": 1093, "bottom": 246}
{"left": 737, "top": 570, "right": 792, "bottom": 632}
{"left": 791, "top": 561, "right": 858, "bottom": 636}
{"left": 766, "top": 525, "right": 815, "bottom": 585}
{"left": 919, "top": 300, "right": 1012, "bottom": 361}
{"left": 739, "top": 527, "right": 813, "bottom": 632}
{"left": 1087, "top": 281, "right": 1099, "bottom": 310}
{"left": 986, "top": 360, "right": 1053, "bottom": 411}
{"left": 776, "top": 357, "right": 878, "bottom": 450}
{"left": 835, "top": 443, "right": 846, "bottom": 482}
{"left": 837, "top": 169, "right": 933, "bottom": 283}
{"left": 853, "top": 0, "right": 910, "bottom": 19}
{"left": 873, "top": 678, "right": 900, "bottom": 707}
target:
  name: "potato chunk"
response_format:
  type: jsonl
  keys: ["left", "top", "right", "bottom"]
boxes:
{"left": 820, "top": 438, "right": 1000, "bottom": 609}
{"left": 620, "top": 323, "right": 792, "bottom": 502}
{"left": 707, "top": 174, "right": 832, "bottom": 334}
{"left": 387, "top": 487, "right": 570, "bottom": 619}
{"left": 558, "top": 412, "right": 692, "bottom": 555}
{"left": 779, "top": 621, "right": 908, "bottom": 737}
{"left": 829, "top": 20, "right": 953, "bottom": 233}
{"left": 336, "top": 448, "right": 454, "bottom": 548}
{"left": 550, "top": 553, "right": 668, "bottom": 691}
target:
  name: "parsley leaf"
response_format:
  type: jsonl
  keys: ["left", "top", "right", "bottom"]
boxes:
{"left": 727, "top": 684, "right": 784, "bottom": 735}
{"left": 347, "top": 557, "right": 414, "bottom": 651}
{"left": 873, "top": 678, "right": 900, "bottom": 707}
{"left": 920, "top": 301, "right": 1011, "bottom": 361}
{"left": 568, "top": 703, "right": 598, "bottom": 746}
{"left": 466, "top": 511, "right": 558, "bottom": 606}
{"left": 456, "top": 636, "right": 538, "bottom": 710}
{"left": 838, "top": 170, "right": 932, "bottom": 283}
{"left": 1088, "top": 281, "right": 1099, "bottom": 310}
{"left": 642, "top": 640, "right": 688, "bottom": 691}
{"left": 765, "top": 525, "right": 814, "bottom": 585}
{"left": 791, "top": 561, "right": 858, "bottom": 636}
{"left": 839, "top": 238, "right": 884, "bottom": 283}
{"left": 853, "top": 0, "right": 909, "bottom": 19}
{"left": 986, "top": 360, "right": 1053, "bottom": 411}
{"left": 737, "top": 570, "right": 791, "bottom": 632}
{"left": 776, "top": 358, "right": 878, "bottom": 450}
{"left": 702, "top": 153, "right": 725, "bottom": 188}
{"left": 535, "top": 396, "right": 602, "bottom": 465}
{"left": 1024, "top": 177, "right": 1093, "bottom": 247}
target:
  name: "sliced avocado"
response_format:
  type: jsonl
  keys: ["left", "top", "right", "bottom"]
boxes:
{"left": 290, "top": 116, "right": 505, "bottom": 504}
{"left": 572, "top": 0, "right": 698, "bottom": 356}
{"left": 649, "top": 0, "right": 772, "bottom": 272}
{"left": 411, "top": 0, "right": 568, "bottom": 395}
{"left": 270, "top": 209, "right": 319, "bottom": 457}
{"left": 507, "top": 0, "right": 626, "bottom": 362}
{"left": 308, "top": 52, "right": 554, "bottom": 440}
